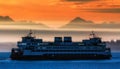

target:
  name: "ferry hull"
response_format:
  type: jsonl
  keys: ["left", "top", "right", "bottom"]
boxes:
{"left": 10, "top": 54, "right": 111, "bottom": 60}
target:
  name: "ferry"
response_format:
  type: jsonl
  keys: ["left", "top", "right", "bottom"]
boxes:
{"left": 10, "top": 30, "right": 112, "bottom": 60}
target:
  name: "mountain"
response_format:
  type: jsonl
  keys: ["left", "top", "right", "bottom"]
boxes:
{"left": 61, "top": 17, "right": 93, "bottom": 28}
{"left": 0, "top": 21, "right": 49, "bottom": 30}
{"left": 61, "top": 17, "right": 120, "bottom": 29}
{"left": 69, "top": 17, "right": 93, "bottom": 24}
{"left": 0, "top": 16, "right": 49, "bottom": 29}
{"left": 0, "top": 16, "right": 14, "bottom": 22}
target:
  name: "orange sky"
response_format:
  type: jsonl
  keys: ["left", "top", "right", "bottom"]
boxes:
{"left": 0, "top": 0, "right": 120, "bottom": 27}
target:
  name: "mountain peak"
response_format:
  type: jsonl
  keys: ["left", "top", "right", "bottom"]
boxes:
{"left": 73, "top": 17, "right": 86, "bottom": 22}
{"left": 0, "top": 16, "right": 14, "bottom": 22}
{"left": 70, "top": 17, "right": 90, "bottom": 23}
{"left": 61, "top": 17, "right": 94, "bottom": 28}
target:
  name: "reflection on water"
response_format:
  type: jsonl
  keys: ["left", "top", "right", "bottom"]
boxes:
{"left": 0, "top": 52, "right": 120, "bottom": 69}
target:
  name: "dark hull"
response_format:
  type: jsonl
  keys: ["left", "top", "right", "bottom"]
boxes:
{"left": 10, "top": 54, "right": 112, "bottom": 60}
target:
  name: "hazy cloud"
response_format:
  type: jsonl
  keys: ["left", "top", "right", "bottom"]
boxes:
{"left": 61, "top": 0, "right": 99, "bottom": 5}
{"left": 85, "top": 8, "right": 120, "bottom": 13}
{"left": 61, "top": 0, "right": 120, "bottom": 13}
{"left": 62, "top": 0, "right": 98, "bottom": 3}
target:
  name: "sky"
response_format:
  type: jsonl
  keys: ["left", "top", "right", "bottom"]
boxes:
{"left": 0, "top": 0, "right": 120, "bottom": 27}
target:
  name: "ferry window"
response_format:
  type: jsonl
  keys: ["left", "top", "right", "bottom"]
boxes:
{"left": 37, "top": 47, "right": 41, "bottom": 49}
{"left": 21, "top": 43, "right": 26, "bottom": 45}
{"left": 42, "top": 47, "right": 46, "bottom": 49}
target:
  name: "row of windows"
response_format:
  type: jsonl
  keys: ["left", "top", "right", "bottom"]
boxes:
{"left": 18, "top": 42, "right": 106, "bottom": 46}
{"left": 35, "top": 46, "right": 105, "bottom": 50}
{"left": 32, "top": 50, "right": 104, "bottom": 52}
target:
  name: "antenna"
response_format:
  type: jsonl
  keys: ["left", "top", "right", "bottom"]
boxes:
{"left": 90, "top": 31, "right": 96, "bottom": 38}
{"left": 27, "top": 29, "right": 33, "bottom": 37}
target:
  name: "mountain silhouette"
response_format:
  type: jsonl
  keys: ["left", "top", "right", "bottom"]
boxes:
{"left": 61, "top": 17, "right": 120, "bottom": 29}
{"left": 61, "top": 17, "right": 93, "bottom": 28}
{"left": 0, "top": 16, "right": 14, "bottom": 22}
{"left": 0, "top": 20, "right": 49, "bottom": 29}
{"left": 70, "top": 17, "right": 92, "bottom": 23}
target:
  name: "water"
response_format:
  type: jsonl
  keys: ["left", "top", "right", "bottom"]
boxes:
{"left": 0, "top": 52, "right": 120, "bottom": 69}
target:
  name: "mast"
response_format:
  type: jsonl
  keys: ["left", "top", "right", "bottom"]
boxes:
{"left": 27, "top": 30, "right": 33, "bottom": 37}
{"left": 90, "top": 31, "right": 96, "bottom": 38}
